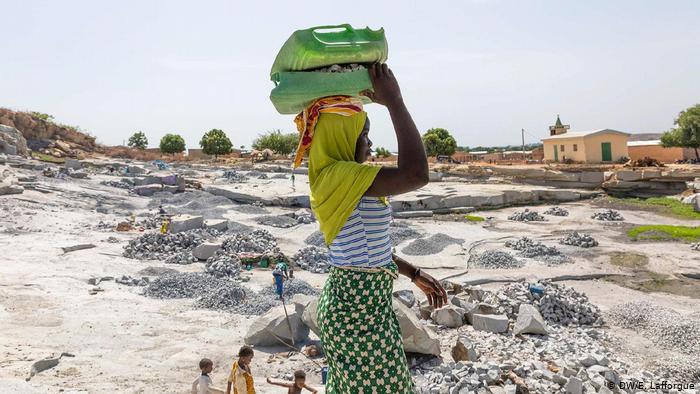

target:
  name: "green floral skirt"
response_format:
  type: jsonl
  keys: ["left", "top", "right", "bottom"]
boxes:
{"left": 317, "top": 263, "right": 413, "bottom": 393}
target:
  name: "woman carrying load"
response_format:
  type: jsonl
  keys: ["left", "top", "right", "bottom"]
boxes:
{"left": 293, "top": 63, "right": 448, "bottom": 393}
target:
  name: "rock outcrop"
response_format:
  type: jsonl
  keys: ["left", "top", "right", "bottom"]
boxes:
{"left": 0, "top": 125, "right": 28, "bottom": 156}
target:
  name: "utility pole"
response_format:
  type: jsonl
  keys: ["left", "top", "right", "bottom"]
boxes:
{"left": 521, "top": 128, "right": 525, "bottom": 156}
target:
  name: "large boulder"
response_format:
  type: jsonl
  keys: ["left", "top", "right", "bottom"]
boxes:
{"left": 0, "top": 124, "right": 28, "bottom": 156}
{"left": 431, "top": 305, "right": 466, "bottom": 328}
{"left": 301, "top": 298, "right": 320, "bottom": 336}
{"left": 451, "top": 336, "right": 480, "bottom": 362}
{"left": 134, "top": 184, "right": 162, "bottom": 196}
{"left": 512, "top": 304, "right": 548, "bottom": 335}
{"left": 471, "top": 314, "right": 509, "bottom": 333}
{"left": 244, "top": 305, "right": 309, "bottom": 346}
{"left": 204, "top": 219, "right": 229, "bottom": 232}
{"left": 393, "top": 299, "right": 441, "bottom": 356}
{"left": 192, "top": 242, "right": 222, "bottom": 260}
{"left": 169, "top": 214, "right": 204, "bottom": 233}
{"left": 393, "top": 289, "right": 416, "bottom": 308}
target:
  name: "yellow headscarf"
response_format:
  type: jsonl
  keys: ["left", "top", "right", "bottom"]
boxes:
{"left": 309, "top": 111, "right": 380, "bottom": 245}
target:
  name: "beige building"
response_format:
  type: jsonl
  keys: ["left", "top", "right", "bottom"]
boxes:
{"left": 542, "top": 116, "right": 630, "bottom": 163}
{"left": 543, "top": 129, "right": 630, "bottom": 163}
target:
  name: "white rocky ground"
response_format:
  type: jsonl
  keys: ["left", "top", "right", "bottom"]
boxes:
{"left": 1, "top": 157, "right": 699, "bottom": 393}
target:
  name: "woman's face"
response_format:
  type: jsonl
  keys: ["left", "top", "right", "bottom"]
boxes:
{"left": 354, "top": 117, "right": 373, "bottom": 163}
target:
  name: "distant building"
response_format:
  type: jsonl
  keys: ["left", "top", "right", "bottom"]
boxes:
{"left": 452, "top": 150, "right": 487, "bottom": 162}
{"left": 627, "top": 138, "right": 691, "bottom": 163}
{"left": 542, "top": 116, "right": 629, "bottom": 163}
{"left": 483, "top": 150, "right": 532, "bottom": 162}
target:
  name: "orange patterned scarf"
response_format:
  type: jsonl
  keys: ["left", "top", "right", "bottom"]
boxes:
{"left": 293, "top": 95, "right": 364, "bottom": 168}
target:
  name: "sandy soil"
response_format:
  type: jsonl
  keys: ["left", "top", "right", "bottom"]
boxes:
{"left": 1, "top": 165, "right": 699, "bottom": 393}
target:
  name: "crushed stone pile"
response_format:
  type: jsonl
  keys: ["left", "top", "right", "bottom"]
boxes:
{"left": 205, "top": 252, "right": 242, "bottom": 278}
{"left": 691, "top": 242, "right": 700, "bottom": 251}
{"left": 222, "top": 169, "right": 248, "bottom": 183}
{"left": 292, "top": 245, "right": 330, "bottom": 273}
{"left": 257, "top": 173, "right": 268, "bottom": 179}
{"left": 402, "top": 233, "right": 464, "bottom": 256}
{"left": 304, "top": 231, "right": 326, "bottom": 248}
{"left": 135, "top": 213, "right": 161, "bottom": 230}
{"left": 315, "top": 63, "right": 366, "bottom": 73}
{"left": 232, "top": 204, "right": 268, "bottom": 214}
{"left": 607, "top": 301, "right": 700, "bottom": 354}
{"left": 144, "top": 272, "right": 263, "bottom": 313}
{"left": 221, "top": 229, "right": 280, "bottom": 255}
{"left": 560, "top": 232, "right": 599, "bottom": 248}
{"left": 472, "top": 250, "right": 523, "bottom": 269}
{"left": 413, "top": 324, "right": 680, "bottom": 394}
{"left": 504, "top": 237, "right": 569, "bottom": 265}
{"left": 100, "top": 180, "right": 133, "bottom": 189}
{"left": 389, "top": 221, "right": 421, "bottom": 246}
{"left": 115, "top": 275, "right": 149, "bottom": 286}
{"left": 607, "top": 301, "right": 700, "bottom": 381}
{"left": 256, "top": 215, "right": 298, "bottom": 228}
{"left": 252, "top": 201, "right": 264, "bottom": 207}
{"left": 491, "top": 281, "right": 602, "bottom": 326}
{"left": 507, "top": 209, "right": 546, "bottom": 222}
{"left": 543, "top": 206, "right": 569, "bottom": 216}
{"left": 591, "top": 209, "right": 624, "bottom": 221}
{"left": 258, "top": 278, "right": 320, "bottom": 300}
{"left": 95, "top": 221, "right": 115, "bottom": 231}
{"left": 123, "top": 228, "right": 219, "bottom": 264}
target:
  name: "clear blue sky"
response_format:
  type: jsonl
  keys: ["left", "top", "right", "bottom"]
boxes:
{"left": 2, "top": 1, "right": 698, "bottom": 150}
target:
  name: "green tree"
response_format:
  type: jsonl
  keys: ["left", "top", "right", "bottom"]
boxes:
{"left": 159, "top": 134, "right": 186, "bottom": 156}
{"left": 422, "top": 128, "right": 457, "bottom": 157}
{"left": 128, "top": 131, "right": 148, "bottom": 150}
{"left": 199, "top": 129, "right": 232, "bottom": 158}
{"left": 252, "top": 130, "right": 299, "bottom": 155}
{"left": 374, "top": 147, "right": 391, "bottom": 158}
{"left": 661, "top": 104, "right": 700, "bottom": 160}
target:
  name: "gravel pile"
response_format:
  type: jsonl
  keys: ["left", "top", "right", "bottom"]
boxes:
{"left": 144, "top": 272, "right": 263, "bottom": 312}
{"left": 258, "top": 278, "right": 320, "bottom": 300}
{"left": 257, "top": 173, "right": 268, "bottom": 179}
{"left": 543, "top": 206, "right": 569, "bottom": 216}
{"left": 607, "top": 301, "right": 700, "bottom": 354}
{"left": 315, "top": 63, "right": 366, "bottom": 73}
{"left": 232, "top": 204, "right": 268, "bottom": 214}
{"left": 607, "top": 301, "right": 700, "bottom": 381}
{"left": 205, "top": 252, "right": 242, "bottom": 278}
{"left": 413, "top": 324, "right": 680, "bottom": 394}
{"left": 304, "top": 231, "right": 326, "bottom": 248}
{"left": 100, "top": 180, "right": 133, "bottom": 189}
{"left": 691, "top": 242, "right": 700, "bottom": 251}
{"left": 402, "top": 233, "right": 464, "bottom": 256}
{"left": 504, "top": 237, "right": 569, "bottom": 265}
{"left": 115, "top": 275, "right": 149, "bottom": 286}
{"left": 507, "top": 209, "right": 546, "bottom": 222}
{"left": 256, "top": 215, "right": 298, "bottom": 228}
{"left": 560, "top": 232, "right": 599, "bottom": 248}
{"left": 389, "top": 221, "right": 421, "bottom": 246}
{"left": 292, "top": 245, "right": 330, "bottom": 273}
{"left": 591, "top": 209, "right": 624, "bottom": 221}
{"left": 221, "top": 229, "right": 280, "bottom": 255}
{"left": 222, "top": 170, "right": 248, "bottom": 183}
{"left": 122, "top": 228, "right": 218, "bottom": 263}
{"left": 492, "top": 281, "right": 602, "bottom": 326}
{"left": 135, "top": 213, "right": 161, "bottom": 230}
{"left": 471, "top": 250, "right": 524, "bottom": 269}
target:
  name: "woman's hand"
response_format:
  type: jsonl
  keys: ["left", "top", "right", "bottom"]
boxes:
{"left": 361, "top": 63, "right": 403, "bottom": 107}
{"left": 414, "top": 270, "right": 448, "bottom": 309}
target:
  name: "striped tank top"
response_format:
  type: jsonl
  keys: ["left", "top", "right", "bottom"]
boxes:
{"left": 328, "top": 197, "right": 393, "bottom": 268}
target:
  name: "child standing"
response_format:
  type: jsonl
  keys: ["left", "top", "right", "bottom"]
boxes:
{"left": 192, "top": 358, "right": 225, "bottom": 394}
{"left": 226, "top": 346, "right": 255, "bottom": 394}
{"left": 266, "top": 370, "right": 318, "bottom": 394}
